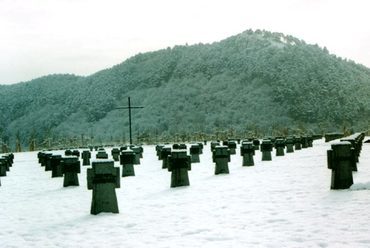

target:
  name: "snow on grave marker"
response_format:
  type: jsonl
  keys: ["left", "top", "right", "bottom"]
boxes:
{"left": 61, "top": 156, "right": 81, "bottom": 187}
{"left": 327, "top": 141, "right": 354, "bottom": 189}
{"left": 212, "top": 145, "right": 231, "bottom": 174}
{"left": 87, "top": 160, "right": 120, "bottom": 215}
{"left": 119, "top": 150, "right": 135, "bottom": 177}
{"left": 240, "top": 141, "right": 255, "bottom": 166}
{"left": 168, "top": 150, "right": 191, "bottom": 187}
{"left": 260, "top": 139, "right": 273, "bottom": 161}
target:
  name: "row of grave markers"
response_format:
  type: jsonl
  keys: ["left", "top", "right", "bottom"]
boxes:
{"left": 155, "top": 135, "right": 320, "bottom": 188}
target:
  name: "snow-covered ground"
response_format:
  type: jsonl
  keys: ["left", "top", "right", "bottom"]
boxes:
{"left": 1, "top": 138, "right": 370, "bottom": 248}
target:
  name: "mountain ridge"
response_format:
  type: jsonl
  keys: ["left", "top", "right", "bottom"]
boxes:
{"left": 1, "top": 29, "right": 369, "bottom": 147}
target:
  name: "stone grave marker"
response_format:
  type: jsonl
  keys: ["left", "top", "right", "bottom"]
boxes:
{"left": 96, "top": 149, "right": 108, "bottom": 159}
{"left": 189, "top": 144, "right": 201, "bottom": 163}
{"left": 82, "top": 150, "right": 91, "bottom": 166}
{"left": 261, "top": 139, "right": 273, "bottom": 161}
{"left": 61, "top": 156, "right": 80, "bottom": 187}
{"left": 275, "top": 138, "right": 285, "bottom": 156}
{"left": 212, "top": 145, "right": 230, "bottom": 174}
{"left": 161, "top": 147, "right": 172, "bottom": 169}
{"left": 120, "top": 150, "right": 135, "bottom": 177}
{"left": 87, "top": 160, "right": 120, "bottom": 215}
{"left": 51, "top": 155, "right": 63, "bottom": 178}
{"left": 240, "top": 141, "right": 255, "bottom": 166}
{"left": 327, "top": 141, "right": 354, "bottom": 189}
{"left": 168, "top": 150, "right": 191, "bottom": 187}
{"left": 111, "top": 148, "right": 120, "bottom": 162}
{"left": 285, "top": 137, "right": 294, "bottom": 153}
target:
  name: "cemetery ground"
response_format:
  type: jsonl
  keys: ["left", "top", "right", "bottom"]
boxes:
{"left": 1, "top": 138, "right": 370, "bottom": 247}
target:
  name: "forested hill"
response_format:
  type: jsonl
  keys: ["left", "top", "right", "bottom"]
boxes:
{"left": 1, "top": 29, "right": 370, "bottom": 146}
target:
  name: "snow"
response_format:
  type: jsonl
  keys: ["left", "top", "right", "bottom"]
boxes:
{"left": 1, "top": 138, "right": 370, "bottom": 247}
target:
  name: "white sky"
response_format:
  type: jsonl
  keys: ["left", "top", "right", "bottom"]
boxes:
{"left": 1, "top": 0, "right": 370, "bottom": 84}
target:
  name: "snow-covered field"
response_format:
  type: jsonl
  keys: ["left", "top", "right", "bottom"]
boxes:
{"left": 1, "top": 138, "right": 370, "bottom": 248}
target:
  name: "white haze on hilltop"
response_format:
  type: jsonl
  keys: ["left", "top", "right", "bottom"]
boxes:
{"left": 1, "top": 139, "right": 370, "bottom": 247}
{"left": 1, "top": 0, "right": 370, "bottom": 84}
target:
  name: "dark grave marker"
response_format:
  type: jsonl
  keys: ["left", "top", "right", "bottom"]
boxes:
{"left": 61, "top": 156, "right": 80, "bottom": 187}
{"left": 138, "top": 146, "right": 144, "bottom": 158}
{"left": 87, "top": 160, "right": 120, "bottom": 215}
{"left": 0, "top": 158, "right": 7, "bottom": 176}
{"left": 51, "top": 155, "right": 63, "bottom": 178}
{"left": 261, "top": 139, "right": 273, "bottom": 161}
{"left": 227, "top": 141, "right": 237, "bottom": 155}
{"left": 210, "top": 141, "right": 220, "bottom": 152}
{"left": 275, "top": 138, "right": 285, "bottom": 156}
{"left": 325, "top": 132, "right": 344, "bottom": 142}
{"left": 212, "top": 145, "right": 230, "bottom": 174}
{"left": 120, "top": 150, "right": 135, "bottom": 177}
{"left": 129, "top": 146, "right": 141, "bottom": 165}
{"left": 301, "top": 136, "right": 308, "bottom": 149}
{"left": 189, "top": 144, "right": 201, "bottom": 163}
{"left": 82, "top": 150, "right": 91, "bottom": 166}
{"left": 253, "top": 139, "right": 260, "bottom": 150}
{"left": 294, "top": 137, "right": 302, "bottom": 150}
{"left": 240, "top": 141, "right": 255, "bottom": 166}
{"left": 327, "top": 141, "right": 354, "bottom": 189}
{"left": 197, "top": 143, "right": 204, "bottom": 154}
{"left": 2, "top": 154, "right": 13, "bottom": 171}
{"left": 168, "top": 150, "right": 191, "bottom": 187}
{"left": 65, "top": 149, "right": 72, "bottom": 156}
{"left": 156, "top": 145, "right": 165, "bottom": 160}
{"left": 72, "top": 150, "right": 80, "bottom": 158}
{"left": 111, "top": 148, "right": 120, "bottom": 162}
{"left": 96, "top": 150, "right": 108, "bottom": 159}
{"left": 285, "top": 137, "right": 294, "bottom": 153}
{"left": 43, "top": 153, "right": 53, "bottom": 171}
{"left": 307, "top": 136, "right": 313, "bottom": 147}
{"left": 161, "top": 147, "right": 172, "bottom": 169}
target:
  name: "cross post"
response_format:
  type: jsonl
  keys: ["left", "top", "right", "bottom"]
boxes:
{"left": 116, "top": 97, "right": 144, "bottom": 145}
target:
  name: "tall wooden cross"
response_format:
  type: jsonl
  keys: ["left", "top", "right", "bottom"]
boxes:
{"left": 116, "top": 97, "right": 144, "bottom": 145}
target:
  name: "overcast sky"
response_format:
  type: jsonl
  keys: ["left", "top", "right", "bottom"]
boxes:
{"left": 1, "top": 0, "right": 369, "bottom": 84}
